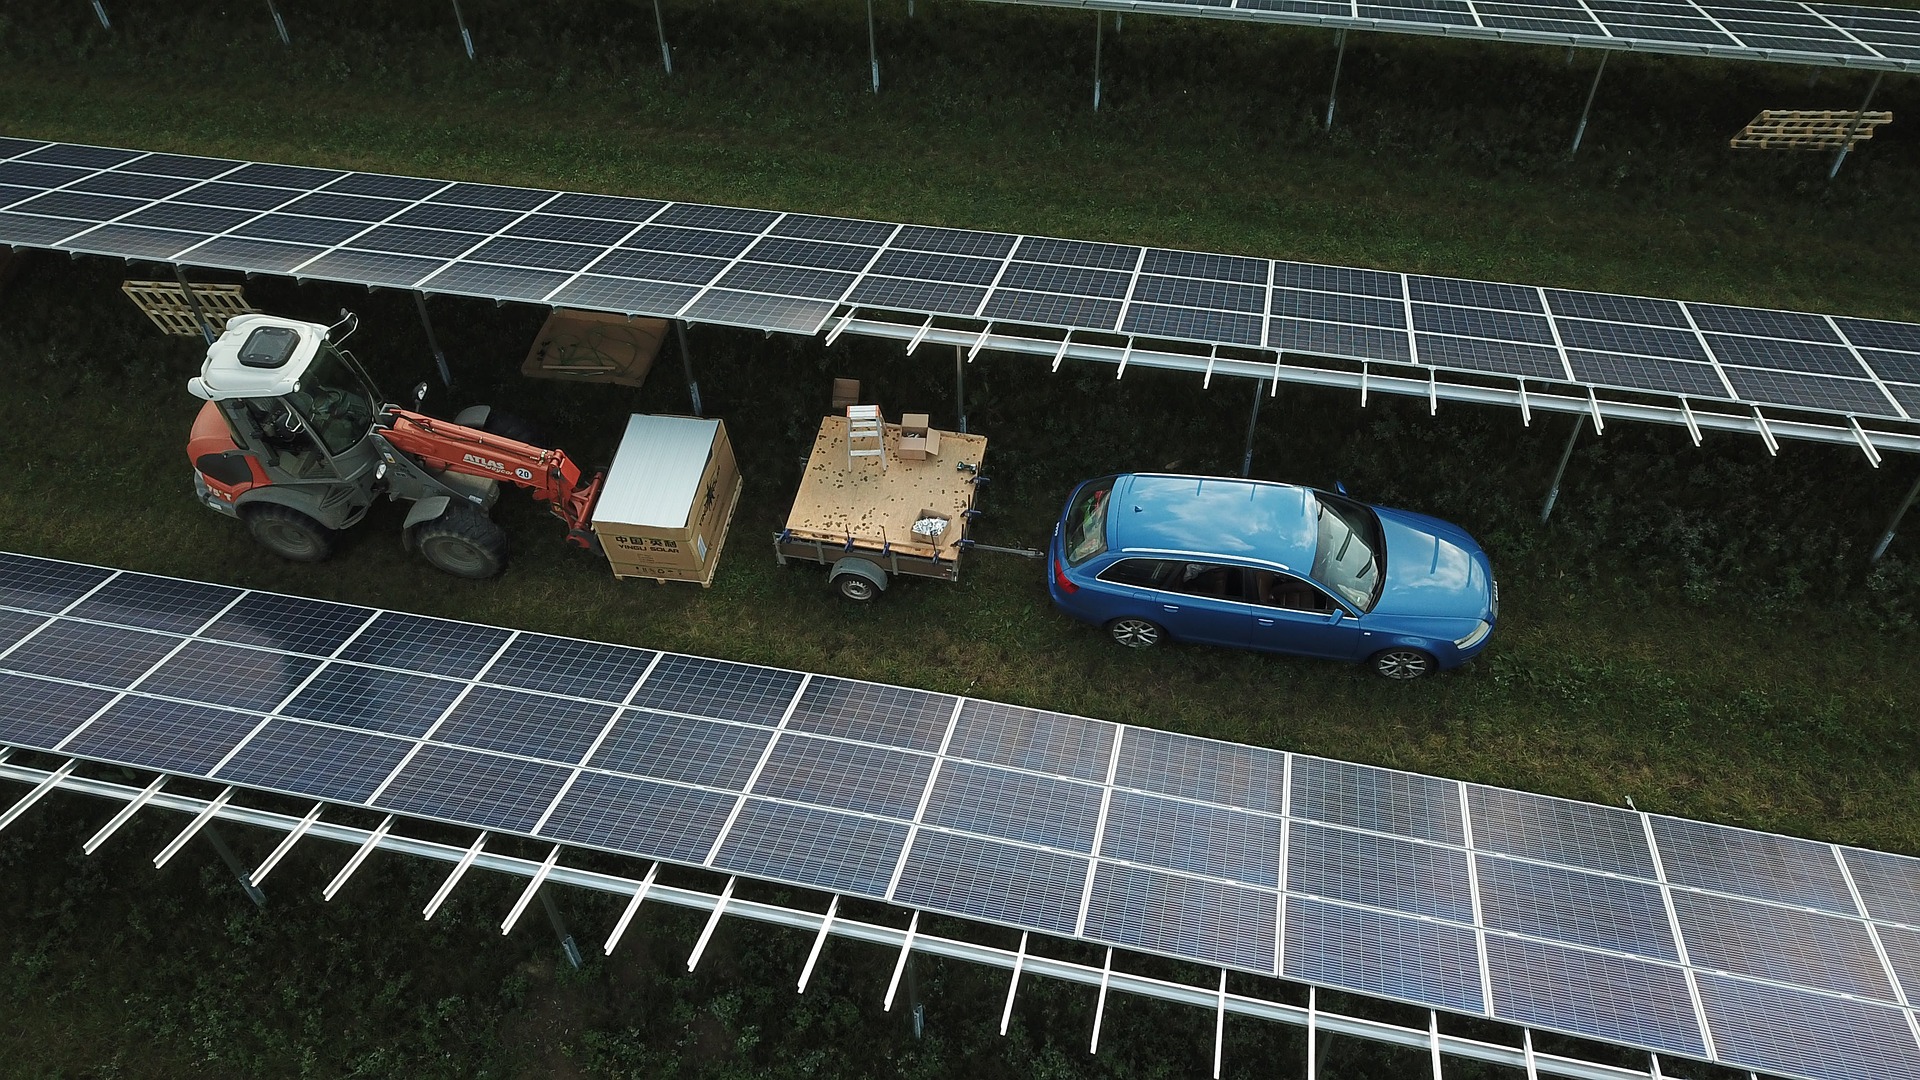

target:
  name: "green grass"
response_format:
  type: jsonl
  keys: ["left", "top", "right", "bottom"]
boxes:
{"left": 2, "top": 2, "right": 1919, "bottom": 1077}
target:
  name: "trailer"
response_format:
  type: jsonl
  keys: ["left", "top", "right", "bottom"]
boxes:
{"left": 775, "top": 413, "right": 989, "bottom": 600}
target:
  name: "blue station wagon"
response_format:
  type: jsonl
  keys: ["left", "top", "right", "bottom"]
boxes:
{"left": 1047, "top": 474, "right": 1498, "bottom": 679}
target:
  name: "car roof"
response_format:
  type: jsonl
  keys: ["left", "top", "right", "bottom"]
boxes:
{"left": 1110, "top": 474, "right": 1319, "bottom": 570}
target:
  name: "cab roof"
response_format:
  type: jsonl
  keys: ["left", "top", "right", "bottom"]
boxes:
{"left": 187, "top": 314, "right": 329, "bottom": 402}
{"left": 1109, "top": 473, "right": 1319, "bottom": 571}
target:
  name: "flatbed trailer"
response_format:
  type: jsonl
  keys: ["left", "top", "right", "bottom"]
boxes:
{"left": 775, "top": 414, "right": 988, "bottom": 600}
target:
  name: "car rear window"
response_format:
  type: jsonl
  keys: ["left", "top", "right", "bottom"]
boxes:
{"left": 1064, "top": 477, "right": 1114, "bottom": 565}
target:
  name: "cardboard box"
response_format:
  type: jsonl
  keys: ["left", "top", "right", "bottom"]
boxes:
{"left": 911, "top": 508, "right": 951, "bottom": 543}
{"left": 593, "top": 415, "right": 741, "bottom": 586}
{"left": 831, "top": 378, "right": 861, "bottom": 410}
{"left": 523, "top": 309, "right": 666, "bottom": 387}
{"left": 897, "top": 413, "right": 941, "bottom": 461}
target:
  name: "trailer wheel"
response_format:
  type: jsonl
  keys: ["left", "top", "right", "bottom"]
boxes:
{"left": 243, "top": 503, "right": 333, "bottom": 563}
{"left": 836, "top": 574, "right": 877, "bottom": 602}
{"left": 411, "top": 503, "right": 509, "bottom": 579}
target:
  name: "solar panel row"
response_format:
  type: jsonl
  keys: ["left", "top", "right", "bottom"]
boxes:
{"left": 997, "top": 0, "right": 1920, "bottom": 70}
{"left": 1, "top": 551, "right": 1917, "bottom": 1080}
{"left": 4, "top": 139, "right": 1920, "bottom": 433}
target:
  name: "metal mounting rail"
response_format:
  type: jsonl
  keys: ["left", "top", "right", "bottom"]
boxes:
{"left": 843, "top": 316, "right": 1920, "bottom": 460}
{"left": 0, "top": 755, "right": 1678, "bottom": 1080}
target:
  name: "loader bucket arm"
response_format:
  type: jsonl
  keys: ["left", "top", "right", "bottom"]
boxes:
{"left": 381, "top": 408, "right": 605, "bottom": 548}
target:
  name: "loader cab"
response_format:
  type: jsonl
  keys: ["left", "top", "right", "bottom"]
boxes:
{"left": 190, "top": 314, "right": 383, "bottom": 481}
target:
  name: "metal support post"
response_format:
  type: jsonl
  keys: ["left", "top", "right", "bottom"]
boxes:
{"left": 203, "top": 826, "right": 267, "bottom": 909}
{"left": 1540, "top": 418, "right": 1581, "bottom": 523}
{"left": 1325, "top": 31, "right": 1348, "bottom": 131}
{"left": 675, "top": 320, "right": 703, "bottom": 416}
{"left": 414, "top": 291, "right": 454, "bottom": 388}
{"left": 91, "top": 1, "right": 111, "bottom": 30}
{"left": 1829, "top": 71, "right": 1884, "bottom": 180}
{"left": 452, "top": 0, "right": 475, "bottom": 60}
{"left": 1094, "top": 15, "right": 1104, "bottom": 111}
{"left": 541, "top": 891, "right": 585, "bottom": 969}
{"left": 907, "top": 954, "right": 924, "bottom": 1038}
{"left": 1871, "top": 468, "right": 1920, "bottom": 562}
{"left": 1570, "top": 51, "right": 1608, "bottom": 156}
{"left": 867, "top": 0, "right": 880, "bottom": 94}
{"left": 954, "top": 344, "right": 969, "bottom": 434}
{"left": 265, "top": 0, "right": 290, "bottom": 44}
{"left": 652, "top": 0, "right": 673, "bottom": 74}
{"left": 171, "top": 265, "right": 216, "bottom": 346}
{"left": 1241, "top": 378, "right": 1266, "bottom": 477}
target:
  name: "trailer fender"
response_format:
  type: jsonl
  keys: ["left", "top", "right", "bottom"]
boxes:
{"left": 403, "top": 496, "right": 453, "bottom": 531}
{"left": 828, "top": 557, "right": 888, "bottom": 601}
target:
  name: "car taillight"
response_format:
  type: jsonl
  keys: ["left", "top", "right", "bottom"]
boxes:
{"left": 1053, "top": 557, "right": 1079, "bottom": 594}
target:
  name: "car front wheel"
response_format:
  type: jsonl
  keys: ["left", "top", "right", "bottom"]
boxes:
{"left": 1369, "top": 648, "right": 1434, "bottom": 680}
{"left": 1107, "top": 617, "right": 1164, "bottom": 649}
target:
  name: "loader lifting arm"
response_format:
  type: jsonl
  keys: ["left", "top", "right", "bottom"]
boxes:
{"left": 380, "top": 408, "right": 606, "bottom": 550}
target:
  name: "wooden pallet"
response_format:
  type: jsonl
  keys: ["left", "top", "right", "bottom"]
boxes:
{"left": 120, "top": 280, "right": 258, "bottom": 336}
{"left": 1730, "top": 109, "right": 1892, "bottom": 150}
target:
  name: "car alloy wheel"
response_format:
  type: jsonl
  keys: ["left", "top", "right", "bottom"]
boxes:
{"left": 1108, "top": 618, "right": 1163, "bottom": 649}
{"left": 1371, "top": 649, "right": 1433, "bottom": 680}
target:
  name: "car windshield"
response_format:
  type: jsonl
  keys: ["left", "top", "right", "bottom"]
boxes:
{"left": 289, "top": 343, "right": 379, "bottom": 456}
{"left": 1308, "top": 493, "right": 1385, "bottom": 612}
{"left": 1064, "top": 477, "right": 1114, "bottom": 565}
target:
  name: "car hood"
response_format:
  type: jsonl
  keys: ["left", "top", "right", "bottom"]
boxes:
{"left": 1369, "top": 507, "right": 1493, "bottom": 621}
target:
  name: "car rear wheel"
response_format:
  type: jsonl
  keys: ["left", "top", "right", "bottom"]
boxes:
{"left": 1107, "top": 617, "right": 1164, "bottom": 649}
{"left": 1369, "top": 648, "right": 1434, "bottom": 680}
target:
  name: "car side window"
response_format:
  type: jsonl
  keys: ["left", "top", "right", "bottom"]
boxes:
{"left": 1098, "top": 558, "right": 1179, "bottom": 588}
{"left": 1170, "top": 562, "right": 1245, "bottom": 600}
{"left": 1257, "top": 570, "right": 1337, "bottom": 613}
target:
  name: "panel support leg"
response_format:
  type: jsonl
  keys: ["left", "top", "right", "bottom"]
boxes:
{"left": 1570, "top": 51, "right": 1608, "bottom": 156}
{"left": 452, "top": 0, "right": 475, "bottom": 59}
{"left": 1241, "top": 378, "right": 1265, "bottom": 478}
{"left": 867, "top": 0, "right": 880, "bottom": 94}
{"left": 172, "top": 265, "right": 216, "bottom": 346}
{"left": 1540, "top": 417, "right": 1581, "bottom": 523}
{"left": 1871, "top": 467, "right": 1920, "bottom": 563}
{"left": 265, "top": 0, "right": 290, "bottom": 44}
{"left": 1325, "top": 30, "right": 1347, "bottom": 131}
{"left": 907, "top": 954, "right": 925, "bottom": 1038}
{"left": 675, "top": 320, "right": 703, "bottom": 416}
{"left": 203, "top": 825, "right": 267, "bottom": 910}
{"left": 652, "top": 0, "right": 673, "bottom": 74}
{"left": 1829, "top": 71, "right": 1884, "bottom": 180}
{"left": 541, "top": 890, "right": 585, "bottom": 969}
{"left": 953, "top": 344, "right": 969, "bottom": 433}
{"left": 91, "top": 1, "right": 111, "bottom": 31}
{"left": 1094, "top": 15, "right": 1104, "bottom": 111}
{"left": 414, "top": 291, "right": 454, "bottom": 388}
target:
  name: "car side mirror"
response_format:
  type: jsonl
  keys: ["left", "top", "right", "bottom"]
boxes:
{"left": 412, "top": 381, "right": 428, "bottom": 409}
{"left": 1326, "top": 608, "right": 1345, "bottom": 624}
{"left": 1334, "top": 480, "right": 1349, "bottom": 495}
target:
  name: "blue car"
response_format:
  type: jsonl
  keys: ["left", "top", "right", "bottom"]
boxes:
{"left": 1047, "top": 474, "right": 1497, "bottom": 679}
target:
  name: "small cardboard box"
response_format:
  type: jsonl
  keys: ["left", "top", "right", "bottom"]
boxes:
{"left": 831, "top": 378, "right": 861, "bottom": 410}
{"left": 911, "top": 508, "right": 951, "bottom": 543}
{"left": 523, "top": 309, "right": 666, "bottom": 387}
{"left": 897, "top": 413, "right": 941, "bottom": 461}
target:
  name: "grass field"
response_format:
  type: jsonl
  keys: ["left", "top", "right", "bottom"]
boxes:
{"left": 2, "top": 2, "right": 1919, "bottom": 1077}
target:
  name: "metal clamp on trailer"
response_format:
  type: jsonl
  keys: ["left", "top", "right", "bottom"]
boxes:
{"left": 776, "top": 412, "right": 988, "bottom": 600}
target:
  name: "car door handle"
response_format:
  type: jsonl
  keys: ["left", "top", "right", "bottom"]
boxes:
{"left": 1256, "top": 618, "right": 1275, "bottom": 626}
{"left": 1161, "top": 604, "right": 1180, "bottom": 612}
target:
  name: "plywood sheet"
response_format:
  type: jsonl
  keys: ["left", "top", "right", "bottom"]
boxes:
{"left": 784, "top": 415, "right": 987, "bottom": 559}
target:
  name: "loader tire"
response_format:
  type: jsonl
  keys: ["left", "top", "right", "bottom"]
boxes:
{"left": 480, "top": 411, "right": 545, "bottom": 448}
{"left": 244, "top": 503, "right": 334, "bottom": 563}
{"left": 411, "top": 503, "right": 509, "bottom": 579}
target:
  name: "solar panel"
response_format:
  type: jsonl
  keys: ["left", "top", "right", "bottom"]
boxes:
{"left": 6, "top": 138, "right": 1920, "bottom": 441}
{"left": 5, "top": 550, "right": 1920, "bottom": 1080}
